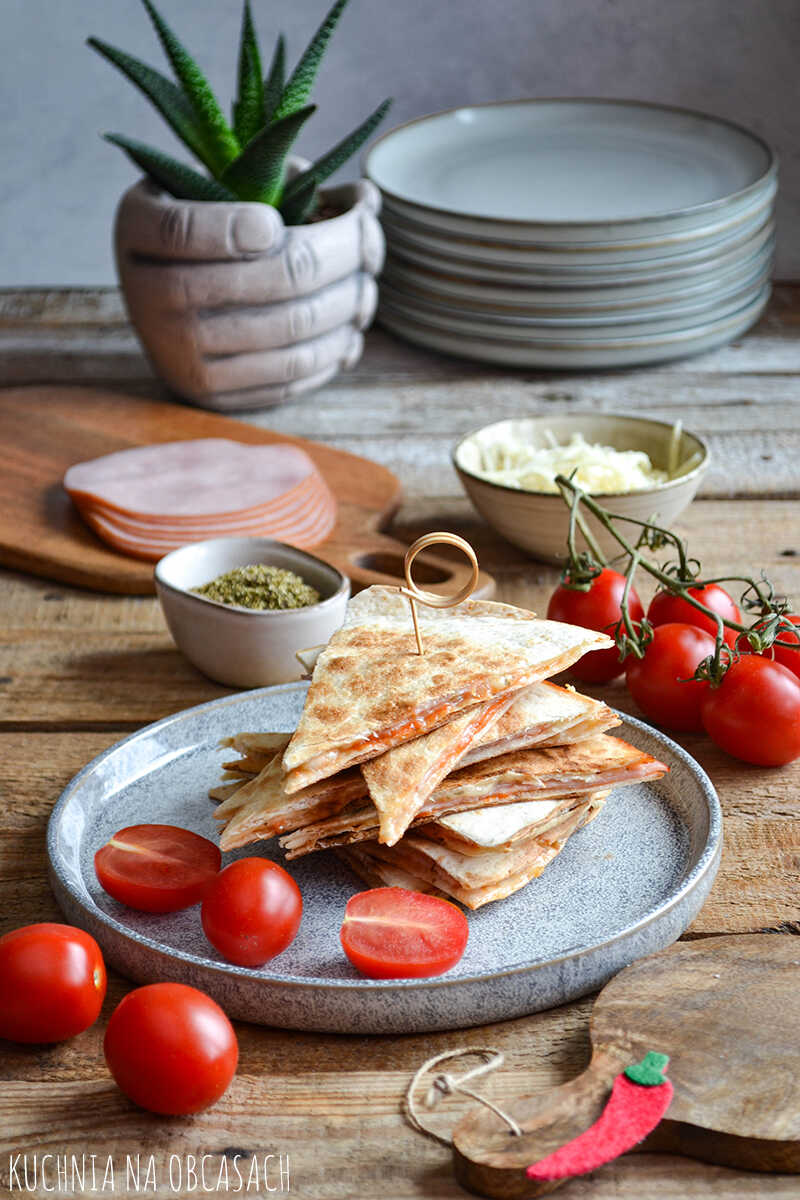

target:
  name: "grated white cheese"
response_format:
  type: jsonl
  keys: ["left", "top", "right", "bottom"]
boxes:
{"left": 459, "top": 429, "right": 674, "bottom": 495}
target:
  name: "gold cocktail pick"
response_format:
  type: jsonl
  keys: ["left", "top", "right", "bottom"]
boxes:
{"left": 400, "top": 532, "right": 480, "bottom": 655}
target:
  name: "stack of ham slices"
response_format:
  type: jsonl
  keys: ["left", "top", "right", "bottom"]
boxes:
{"left": 210, "top": 586, "right": 668, "bottom": 909}
{"left": 64, "top": 439, "right": 337, "bottom": 561}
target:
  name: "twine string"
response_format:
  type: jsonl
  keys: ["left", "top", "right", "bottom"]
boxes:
{"left": 400, "top": 532, "right": 481, "bottom": 655}
{"left": 404, "top": 1047, "right": 522, "bottom": 1147}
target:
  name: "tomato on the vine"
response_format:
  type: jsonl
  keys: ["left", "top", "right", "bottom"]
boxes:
{"left": 201, "top": 858, "right": 302, "bottom": 967}
{"left": 547, "top": 568, "right": 643, "bottom": 683}
{"left": 625, "top": 622, "right": 716, "bottom": 732}
{"left": 104, "top": 983, "right": 238, "bottom": 1115}
{"left": 95, "top": 824, "right": 221, "bottom": 913}
{"left": 701, "top": 656, "right": 800, "bottom": 766}
{"left": 340, "top": 888, "right": 468, "bottom": 979}
{"left": 0, "top": 924, "right": 106, "bottom": 1043}
{"left": 647, "top": 583, "right": 741, "bottom": 646}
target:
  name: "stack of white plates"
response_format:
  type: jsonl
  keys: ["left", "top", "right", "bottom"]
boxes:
{"left": 366, "top": 100, "right": 777, "bottom": 369}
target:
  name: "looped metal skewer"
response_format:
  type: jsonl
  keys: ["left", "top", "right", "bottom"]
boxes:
{"left": 400, "top": 532, "right": 481, "bottom": 655}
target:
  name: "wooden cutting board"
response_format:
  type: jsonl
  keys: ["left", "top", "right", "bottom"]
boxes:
{"left": 453, "top": 935, "right": 800, "bottom": 1197}
{"left": 0, "top": 385, "right": 494, "bottom": 597}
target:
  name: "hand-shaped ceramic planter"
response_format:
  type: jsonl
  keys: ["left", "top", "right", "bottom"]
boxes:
{"left": 114, "top": 171, "right": 384, "bottom": 410}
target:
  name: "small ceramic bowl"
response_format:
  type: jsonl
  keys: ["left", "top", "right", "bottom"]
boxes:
{"left": 453, "top": 413, "right": 709, "bottom": 565}
{"left": 155, "top": 537, "right": 350, "bottom": 688}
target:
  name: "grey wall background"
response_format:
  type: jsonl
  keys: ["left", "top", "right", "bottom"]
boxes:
{"left": 2, "top": 0, "right": 798, "bottom": 285}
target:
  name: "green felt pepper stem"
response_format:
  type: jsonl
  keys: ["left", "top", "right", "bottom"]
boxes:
{"left": 624, "top": 1051, "right": 670, "bottom": 1087}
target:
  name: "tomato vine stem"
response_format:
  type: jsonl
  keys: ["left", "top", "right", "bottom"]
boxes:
{"left": 554, "top": 474, "right": 797, "bottom": 683}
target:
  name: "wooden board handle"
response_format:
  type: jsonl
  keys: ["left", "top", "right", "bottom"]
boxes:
{"left": 452, "top": 1050, "right": 622, "bottom": 1199}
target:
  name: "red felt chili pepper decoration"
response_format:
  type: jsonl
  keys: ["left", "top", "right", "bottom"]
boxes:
{"left": 526, "top": 1051, "right": 673, "bottom": 1181}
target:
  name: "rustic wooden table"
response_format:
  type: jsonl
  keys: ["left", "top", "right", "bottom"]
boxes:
{"left": 0, "top": 288, "right": 798, "bottom": 1199}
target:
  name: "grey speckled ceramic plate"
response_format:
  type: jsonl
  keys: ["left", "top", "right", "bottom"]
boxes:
{"left": 47, "top": 685, "right": 721, "bottom": 1035}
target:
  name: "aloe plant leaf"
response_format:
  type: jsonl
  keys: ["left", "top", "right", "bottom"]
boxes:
{"left": 140, "top": 0, "right": 239, "bottom": 173}
{"left": 283, "top": 97, "right": 392, "bottom": 202}
{"left": 105, "top": 133, "right": 238, "bottom": 201}
{"left": 233, "top": 1, "right": 264, "bottom": 146}
{"left": 279, "top": 175, "right": 318, "bottom": 225}
{"left": 221, "top": 104, "right": 315, "bottom": 204}
{"left": 274, "top": 0, "right": 348, "bottom": 120}
{"left": 262, "top": 33, "right": 286, "bottom": 124}
{"left": 88, "top": 38, "right": 214, "bottom": 169}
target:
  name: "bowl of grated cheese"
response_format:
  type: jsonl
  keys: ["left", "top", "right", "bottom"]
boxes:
{"left": 453, "top": 413, "right": 708, "bottom": 564}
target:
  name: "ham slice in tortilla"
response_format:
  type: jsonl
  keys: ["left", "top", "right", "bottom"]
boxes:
{"left": 64, "top": 439, "right": 337, "bottom": 559}
{"left": 281, "top": 586, "right": 613, "bottom": 793}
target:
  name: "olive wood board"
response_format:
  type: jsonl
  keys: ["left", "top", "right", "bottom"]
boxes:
{"left": 0, "top": 385, "right": 495, "bottom": 597}
{"left": 453, "top": 934, "right": 800, "bottom": 1198}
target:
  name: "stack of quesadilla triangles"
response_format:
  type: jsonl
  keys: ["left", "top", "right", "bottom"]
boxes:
{"left": 211, "top": 586, "right": 668, "bottom": 909}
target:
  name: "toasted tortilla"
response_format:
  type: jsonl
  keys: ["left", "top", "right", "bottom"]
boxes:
{"left": 279, "top": 736, "right": 666, "bottom": 858}
{"left": 347, "top": 796, "right": 606, "bottom": 909}
{"left": 220, "top": 732, "right": 292, "bottom": 757}
{"left": 334, "top": 846, "right": 447, "bottom": 898}
{"left": 281, "top": 586, "right": 612, "bottom": 793}
{"left": 361, "top": 692, "right": 516, "bottom": 846}
{"left": 462, "top": 683, "right": 619, "bottom": 765}
{"left": 217, "top": 756, "right": 364, "bottom": 851}
{"left": 427, "top": 789, "right": 612, "bottom": 854}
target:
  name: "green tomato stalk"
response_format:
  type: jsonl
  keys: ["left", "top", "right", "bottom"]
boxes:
{"left": 555, "top": 473, "right": 797, "bottom": 685}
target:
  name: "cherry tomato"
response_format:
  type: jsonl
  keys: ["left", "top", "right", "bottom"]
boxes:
{"left": 647, "top": 583, "right": 741, "bottom": 646}
{"left": 0, "top": 923, "right": 106, "bottom": 1043}
{"left": 95, "top": 824, "right": 221, "bottom": 913}
{"left": 625, "top": 622, "right": 716, "bottom": 731}
{"left": 701, "top": 656, "right": 800, "bottom": 767}
{"left": 201, "top": 858, "right": 302, "bottom": 967}
{"left": 340, "top": 887, "right": 469, "bottom": 979}
{"left": 104, "top": 982, "right": 238, "bottom": 1115}
{"left": 547, "top": 569, "right": 644, "bottom": 683}
{"left": 750, "top": 614, "right": 800, "bottom": 680}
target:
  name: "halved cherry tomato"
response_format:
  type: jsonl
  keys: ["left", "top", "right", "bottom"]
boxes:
{"left": 0, "top": 923, "right": 106, "bottom": 1043}
{"left": 701, "top": 656, "right": 800, "bottom": 766}
{"left": 104, "top": 982, "right": 238, "bottom": 1115}
{"left": 201, "top": 858, "right": 302, "bottom": 967}
{"left": 94, "top": 824, "right": 221, "bottom": 912}
{"left": 647, "top": 583, "right": 741, "bottom": 646}
{"left": 340, "top": 887, "right": 469, "bottom": 979}
{"left": 750, "top": 613, "right": 800, "bottom": 680}
{"left": 625, "top": 623, "right": 716, "bottom": 731}
{"left": 547, "top": 569, "right": 644, "bottom": 683}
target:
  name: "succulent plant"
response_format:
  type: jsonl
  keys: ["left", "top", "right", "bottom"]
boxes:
{"left": 89, "top": 0, "right": 391, "bottom": 225}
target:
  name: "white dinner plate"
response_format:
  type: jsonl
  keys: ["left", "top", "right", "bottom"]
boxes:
{"left": 366, "top": 99, "right": 776, "bottom": 240}
{"left": 380, "top": 178, "right": 776, "bottom": 256}
{"left": 379, "top": 268, "right": 770, "bottom": 339}
{"left": 380, "top": 203, "right": 773, "bottom": 269}
{"left": 378, "top": 286, "right": 770, "bottom": 369}
{"left": 381, "top": 250, "right": 773, "bottom": 322}
{"left": 383, "top": 222, "right": 775, "bottom": 287}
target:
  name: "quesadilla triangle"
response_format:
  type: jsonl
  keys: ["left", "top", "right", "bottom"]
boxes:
{"left": 362, "top": 692, "right": 517, "bottom": 847}
{"left": 425, "top": 790, "right": 612, "bottom": 855}
{"left": 217, "top": 754, "right": 366, "bottom": 852}
{"left": 345, "top": 794, "right": 608, "bottom": 910}
{"left": 461, "top": 681, "right": 619, "bottom": 766}
{"left": 278, "top": 736, "right": 668, "bottom": 858}
{"left": 280, "top": 585, "right": 614, "bottom": 794}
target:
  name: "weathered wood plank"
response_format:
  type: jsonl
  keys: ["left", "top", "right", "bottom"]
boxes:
{"left": 3, "top": 287, "right": 800, "bottom": 496}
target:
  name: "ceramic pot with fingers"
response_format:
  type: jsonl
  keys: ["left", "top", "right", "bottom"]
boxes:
{"left": 114, "top": 170, "right": 384, "bottom": 410}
